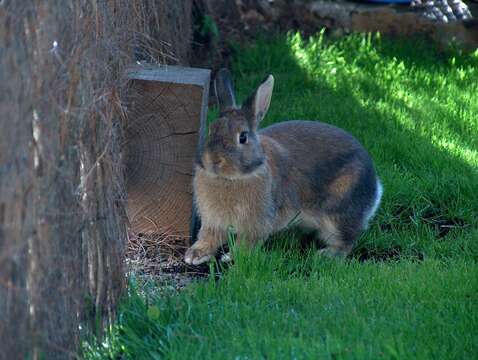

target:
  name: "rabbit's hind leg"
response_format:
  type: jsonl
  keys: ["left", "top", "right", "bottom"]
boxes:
{"left": 302, "top": 211, "right": 355, "bottom": 257}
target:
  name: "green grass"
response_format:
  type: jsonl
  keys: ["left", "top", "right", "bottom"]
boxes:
{"left": 83, "top": 33, "right": 478, "bottom": 359}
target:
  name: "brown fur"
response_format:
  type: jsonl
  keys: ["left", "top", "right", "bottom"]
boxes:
{"left": 330, "top": 173, "right": 356, "bottom": 198}
{"left": 185, "top": 71, "right": 381, "bottom": 265}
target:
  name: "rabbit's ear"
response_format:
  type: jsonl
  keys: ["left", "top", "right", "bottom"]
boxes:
{"left": 214, "top": 68, "right": 237, "bottom": 111}
{"left": 244, "top": 75, "right": 274, "bottom": 129}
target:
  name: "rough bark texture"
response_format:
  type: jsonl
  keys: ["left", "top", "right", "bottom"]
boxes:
{"left": 0, "top": 1, "right": 194, "bottom": 359}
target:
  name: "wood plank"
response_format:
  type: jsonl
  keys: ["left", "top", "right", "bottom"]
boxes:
{"left": 125, "top": 65, "right": 210, "bottom": 243}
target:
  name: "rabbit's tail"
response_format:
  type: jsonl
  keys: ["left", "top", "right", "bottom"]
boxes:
{"left": 363, "top": 179, "right": 383, "bottom": 229}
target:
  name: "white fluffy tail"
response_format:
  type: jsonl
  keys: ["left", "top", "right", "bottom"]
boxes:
{"left": 363, "top": 179, "right": 383, "bottom": 229}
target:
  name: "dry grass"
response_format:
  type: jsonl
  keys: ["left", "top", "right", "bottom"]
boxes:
{"left": 126, "top": 231, "right": 186, "bottom": 274}
{"left": 126, "top": 231, "right": 210, "bottom": 290}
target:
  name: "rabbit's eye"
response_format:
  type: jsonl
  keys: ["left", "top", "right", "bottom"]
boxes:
{"left": 238, "top": 131, "right": 248, "bottom": 144}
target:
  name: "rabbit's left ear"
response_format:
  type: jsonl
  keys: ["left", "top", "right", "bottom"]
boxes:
{"left": 244, "top": 75, "right": 274, "bottom": 129}
{"left": 214, "top": 68, "right": 238, "bottom": 111}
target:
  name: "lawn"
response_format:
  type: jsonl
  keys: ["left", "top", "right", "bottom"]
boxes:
{"left": 84, "top": 33, "right": 478, "bottom": 359}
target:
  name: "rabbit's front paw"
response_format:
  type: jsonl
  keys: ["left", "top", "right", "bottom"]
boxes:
{"left": 184, "top": 243, "right": 214, "bottom": 265}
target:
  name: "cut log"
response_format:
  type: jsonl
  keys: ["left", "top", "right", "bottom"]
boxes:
{"left": 125, "top": 65, "right": 210, "bottom": 242}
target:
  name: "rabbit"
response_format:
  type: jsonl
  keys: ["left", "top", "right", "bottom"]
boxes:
{"left": 184, "top": 68, "right": 382, "bottom": 265}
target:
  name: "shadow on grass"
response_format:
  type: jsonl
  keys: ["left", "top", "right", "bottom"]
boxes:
{"left": 262, "top": 228, "right": 426, "bottom": 264}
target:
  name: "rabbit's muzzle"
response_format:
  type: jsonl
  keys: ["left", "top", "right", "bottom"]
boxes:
{"left": 211, "top": 156, "right": 227, "bottom": 174}
{"left": 202, "top": 150, "right": 234, "bottom": 177}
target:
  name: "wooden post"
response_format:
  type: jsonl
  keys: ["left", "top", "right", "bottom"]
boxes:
{"left": 125, "top": 65, "right": 210, "bottom": 243}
